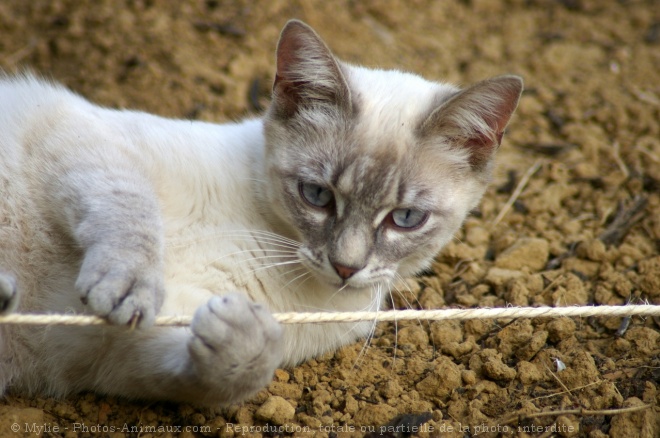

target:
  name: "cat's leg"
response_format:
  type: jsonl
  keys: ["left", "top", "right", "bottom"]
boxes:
{"left": 0, "top": 271, "right": 18, "bottom": 314}
{"left": 178, "top": 293, "right": 284, "bottom": 404}
{"left": 0, "top": 272, "right": 19, "bottom": 395}
{"left": 47, "top": 165, "right": 165, "bottom": 327}
{"left": 45, "top": 293, "right": 283, "bottom": 405}
{"left": 38, "top": 132, "right": 281, "bottom": 401}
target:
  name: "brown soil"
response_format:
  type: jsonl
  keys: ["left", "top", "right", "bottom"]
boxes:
{"left": 1, "top": 1, "right": 659, "bottom": 437}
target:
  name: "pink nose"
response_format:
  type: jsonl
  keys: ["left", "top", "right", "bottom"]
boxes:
{"left": 333, "top": 263, "right": 361, "bottom": 280}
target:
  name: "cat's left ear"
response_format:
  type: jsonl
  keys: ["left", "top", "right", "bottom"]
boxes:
{"left": 420, "top": 75, "right": 523, "bottom": 170}
{"left": 271, "top": 20, "right": 352, "bottom": 120}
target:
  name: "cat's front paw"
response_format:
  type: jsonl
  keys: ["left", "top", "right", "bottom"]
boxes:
{"left": 189, "top": 293, "right": 284, "bottom": 403}
{"left": 0, "top": 272, "right": 19, "bottom": 314}
{"left": 76, "top": 245, "right": 164, "bottom": 327}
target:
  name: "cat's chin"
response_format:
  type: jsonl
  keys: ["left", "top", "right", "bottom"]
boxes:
{"left": 311, "top": 269, "right": 390, "bottom": 292}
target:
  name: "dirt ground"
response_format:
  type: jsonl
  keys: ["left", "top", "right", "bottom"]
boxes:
{"left": 1, "top": 0, "right": 659, "bottom": 437}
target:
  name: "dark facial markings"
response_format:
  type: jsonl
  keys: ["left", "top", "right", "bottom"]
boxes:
{"left": 274, "top": 139, "right": 452, "bottom": 283}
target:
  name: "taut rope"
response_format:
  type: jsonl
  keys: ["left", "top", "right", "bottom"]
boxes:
{"left": 0, "top": 304, "right": 656, "bottom": 326}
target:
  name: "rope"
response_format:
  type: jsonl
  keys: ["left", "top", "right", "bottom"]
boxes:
{"left": 0, "top": 304, "right": 657, "bottom": 326}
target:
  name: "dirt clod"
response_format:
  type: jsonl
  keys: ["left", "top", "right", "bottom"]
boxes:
{"left": 254, "top": 396, "right": 295, "bottom": 426}
{"left": 495, "top": 237, "right": 550, "bottom": 272}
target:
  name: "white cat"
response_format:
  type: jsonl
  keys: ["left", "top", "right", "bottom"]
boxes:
{"left": 0, "top": 20, "right": 522, "bottom": 405}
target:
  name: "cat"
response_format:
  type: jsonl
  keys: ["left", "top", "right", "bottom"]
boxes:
{"left": 0, "top": 19, "right": 522, "bottom": 406}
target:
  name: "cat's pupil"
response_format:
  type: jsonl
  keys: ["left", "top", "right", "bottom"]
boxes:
{"left": 390, "top": 208, "right": 427, "bottom": 229}
{"left": 300, "top": 182, "right": 333, "bottom": 208}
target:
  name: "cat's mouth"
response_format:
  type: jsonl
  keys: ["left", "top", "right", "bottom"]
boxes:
{"left": 310, "top": 261, "right": 389, "bottom": 291}
{"left": 298, "top": 247, "right": 392, "bottom": 290}
{"left": 325, "top": 275, "right": 383, "bottom": 292}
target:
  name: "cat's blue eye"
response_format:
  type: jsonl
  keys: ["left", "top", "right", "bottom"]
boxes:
{"left": 388, "top": 208, "right": 428, "bottom": 230}
{"left": 299, "top": 182, "right": 333, "bottom": 208}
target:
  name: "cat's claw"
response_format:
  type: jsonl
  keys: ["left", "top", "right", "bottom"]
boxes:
{"left": 0, "top": 272, "right": 19, "bottom": 315}
{"left": 189, "top": 293, "right": 283, "bottom": 400}
{"left": 76, "top": 246, "right": 164, "bottom": 328}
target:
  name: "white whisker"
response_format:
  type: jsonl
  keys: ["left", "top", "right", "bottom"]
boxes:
{"left": 389, "top": 291, "right": 399, "bottom": 371}
{"left": 392, "top": 273, "right": 434, "bottom": 355}
{"left": 278, "top": 270, "right": 312, "bottom": 293}
{"left": 278, "top": 265, "right": 308, "bottom": 277}
{"left": 204, "top": 251, "right": 300, "bottom": 272}
{"left": 245, "top": 229, "right": 301, "bottom": 247}
{"left": 324, "top": 281, "right": 352, "bottom": 307}
{"left": 251, "top": 232, "right": 300, "bottom": 245}
{"left": 392, "top": 273, "right": 422, "bottom": 310}
{"left": 210, "top": 233, "right": 300, "bottom": 250}
{"left": 166, "top": 229, "right": 301, "bottom": 250}
{"left": 247, "top": 259, "right": 305, "bottom": 275}
{"left": 212, "top": 248, "right": 299, "bottom": 261}
{"left": 351, "top": 285, "right": 382, "bottom": 370}
{"left": 293, "top": 273, "right": 314, "bottom": 292}
{"left": 232, "top": 253, "right": 300, "bottom": 264}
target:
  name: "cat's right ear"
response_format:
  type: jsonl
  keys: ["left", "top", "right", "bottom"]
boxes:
{"left": 271, "top": 20, "right": 352, "bottom": 120}
{"left": 420, "top": 75, "right": 523, "bottom": 171}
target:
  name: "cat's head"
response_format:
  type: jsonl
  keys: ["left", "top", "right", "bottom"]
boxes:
{"left": 262, "top": 20, "right": 522, "bottom": 290}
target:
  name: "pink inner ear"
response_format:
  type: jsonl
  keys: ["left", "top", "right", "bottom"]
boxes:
{"left": 464, "top": 130, "right": 505, "bottom": 168}
{"left": 462, "top": 78, "right": 523, "bottom": 168}
{"left": 275, "top": 26, "right": 304, "bottom": 83}
{"left": 271, "top": 20, "right": 352, "bottom": 119}
{"left": 484, "top": 89, "right": 521, "bottom": 134}
{"left": 272, "top": 24, "right": 312, "bottom": 117}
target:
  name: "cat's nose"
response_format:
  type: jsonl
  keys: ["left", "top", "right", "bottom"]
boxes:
{"left": 332, "top": 263, "right": 361, "bottom": 280}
